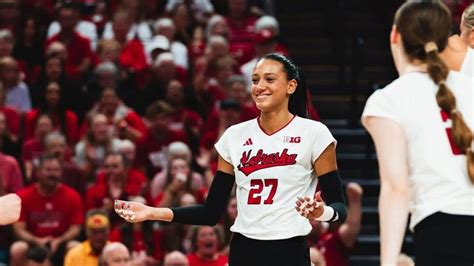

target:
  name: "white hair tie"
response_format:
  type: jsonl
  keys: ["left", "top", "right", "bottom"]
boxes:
{"left": 424, "top": 42, "right": 438, "bottom": 53}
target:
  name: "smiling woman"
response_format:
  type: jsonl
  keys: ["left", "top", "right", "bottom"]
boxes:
{"left": 115, "top": 53, "right": 347, "bottom": 266}
{"left": 187, "top": 225, "right": 227, "bottom": 265}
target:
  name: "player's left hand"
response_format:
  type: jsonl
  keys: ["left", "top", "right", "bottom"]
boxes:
{"left": 295, "top": 191, "right": 325, "bottom": 220}
{"left": 114, "top": 200, "right": 150, "bottom": 223}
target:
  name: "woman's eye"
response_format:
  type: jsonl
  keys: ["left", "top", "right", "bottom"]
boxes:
{"left": 252, "top": 79, "right": 258, "bottom": 84}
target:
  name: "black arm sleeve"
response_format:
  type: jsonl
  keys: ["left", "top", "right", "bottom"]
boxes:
{"left": 318, "top": 170, "right": 348, "bottom": 223}
{"left": 171, "top": 171, "right": 235, "bottom": 225}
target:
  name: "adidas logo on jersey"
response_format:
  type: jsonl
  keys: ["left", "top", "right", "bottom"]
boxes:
{"left": 243, "top": 138, "right": 253, "bottom": 146}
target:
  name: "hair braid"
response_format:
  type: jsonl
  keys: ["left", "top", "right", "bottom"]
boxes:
{"left": 426, "top": 50, "right": 474, "bottom": 182}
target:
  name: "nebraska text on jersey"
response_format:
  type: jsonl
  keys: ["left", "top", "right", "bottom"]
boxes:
{"left": 238, "top": 148, "right": 297, "bottom": 176}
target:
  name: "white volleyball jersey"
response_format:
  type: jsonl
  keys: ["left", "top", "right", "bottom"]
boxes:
{"left": 214, "top": 116, "right": 336, "bottom": 240}
{"left": 460, "top": 47, "right": 473, "bottom": 77}
{"left": 362, "top": 71, "right": 474, "bottom": 231}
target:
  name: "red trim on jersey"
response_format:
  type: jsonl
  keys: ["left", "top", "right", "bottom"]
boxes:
{"left": 257, "top": 115, "right": 296, "bottom": 136}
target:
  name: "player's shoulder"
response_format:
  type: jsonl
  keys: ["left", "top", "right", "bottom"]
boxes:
{"left": 293, "top": 116, "right": 330, "bottom": 132}
{"left": 447, "top": 70, "right": 473, "bottom": 87}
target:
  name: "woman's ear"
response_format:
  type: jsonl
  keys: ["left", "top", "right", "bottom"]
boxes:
{"left": 287, "top": 79, "right": 297, "bottom": 95}
{"left": 390, "top": 25, "right": 399, "bottom": 45}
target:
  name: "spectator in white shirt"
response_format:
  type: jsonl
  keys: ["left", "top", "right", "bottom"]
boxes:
{"left": 47, "top": 19, "right": 98, "bottom": 51}
{"left": 153, "top": 18, "right": 189, "bottom": 69}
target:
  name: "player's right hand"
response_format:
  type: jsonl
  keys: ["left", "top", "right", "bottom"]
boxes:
{"left": 114, "top": 200, "right": 150, "bottom": 223}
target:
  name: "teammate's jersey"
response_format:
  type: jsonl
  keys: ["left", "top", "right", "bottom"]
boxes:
{"left": 215, "top": 116, "right": 335, "bottom": 240}
{"left": 362, "top": 71, "right": 474, "bottom": 230}
{"left": 460, "top": 47, "right": 473, "bottom": 77}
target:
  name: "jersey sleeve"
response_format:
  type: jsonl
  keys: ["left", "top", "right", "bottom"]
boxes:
{"left": 361, "top": 89, "right": 403, "bottom": 125}
{"left": 214, "top": 128, "right": 233, "bottom": 165}
{"left": 311, "top": 123, "right": 337, "bottom": 163}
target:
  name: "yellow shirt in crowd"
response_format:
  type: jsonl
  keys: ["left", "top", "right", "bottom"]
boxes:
{"left": 64, "top": 240, "right": 106, "bottom": 266}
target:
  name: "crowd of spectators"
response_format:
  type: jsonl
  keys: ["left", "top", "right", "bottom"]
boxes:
{"left": 0, "top": 0, "right": 353, "bottom": 265}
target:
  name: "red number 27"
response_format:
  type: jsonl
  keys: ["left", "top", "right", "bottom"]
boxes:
{"left": 247, "top": 179, "right": 278, "bottom": 205}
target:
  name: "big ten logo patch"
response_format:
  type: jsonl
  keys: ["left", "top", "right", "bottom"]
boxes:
{"left": 284, "top": 136, "right": 301, "bottom": 143}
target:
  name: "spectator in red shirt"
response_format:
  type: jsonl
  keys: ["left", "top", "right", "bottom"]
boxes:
{"left": 43, "top": 132, "right": 84, "bottom": 198}
{"left": 153, "top": 156, "right": 202, "bottom": 208}
{"left": 202, "top": 15, "right": 253, "bottom": 67}
{"left": 150, "top": 141, "right": 205, "bottom": 199}
{"left": 45, "top": 2, "right": 97, "bottom": 80}
{"left": 254, "top": 16, "right": 289, "bottom": 57}
{"left": 200, "top": 98, "right": 241, "bottom": 151}
{"left": 101, "top": 0, "right": 153, "bottom": 48}
{"left": 205, "top": 75, "right": 258, "bottom": 133}
{"left": 141, "top": 53, "right": 188, "bottom": 115}
{"left": 138, "top": 101, "right": 188, "bottom": 177}
{"left": 22, "top": 114, "right": 53, "bottom": 183}
{"left": 74, "top": 113, "right": 122, "bottom": 182}
{"left": 24, "top": 81, "right": 79, "bottom": 145}
{"left": 95, "top": 148, "right": 146, "bottom": 191}
{"left": 187, "top": 226, "right": 228, "bottom": 266}
{"left": 307, "top": 182, "right": 363, "bottom": 266}
{"left": 163, "top": 79, "right": 202, "bottom": 150}
{"left": 0, "top": 146, "right": 23, "bottom": 194}
{"left": 94, "top": 42, "right": 142, "bottom": 109}
{"left": 10, "top": 154, "right": 83, "bottom": 266}
{"left": 0, "top": 85, "right": 20, "bottom": 141}
{"left": 80, "top": 87, "right": 147, "bottom": 144}
{"left": 225, "top": 0, "right": 257, "bottom": 44}
{"left": 86, "top": 153, "right": 146, "bottom": 227}
{"left": 110, "top": 11, "right": 148, "bottom": 73}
